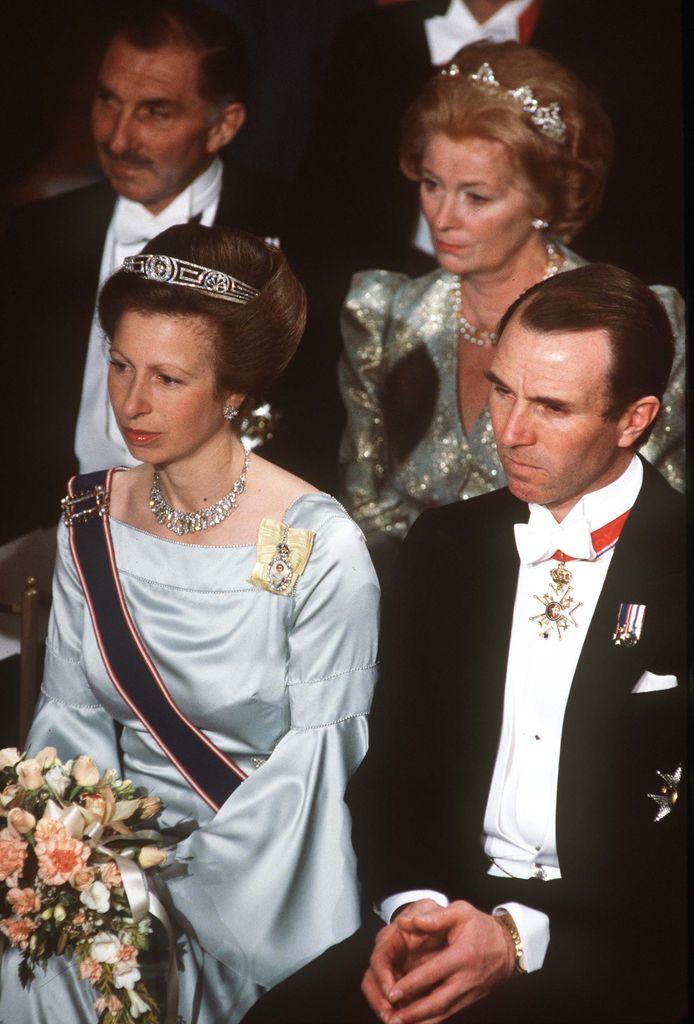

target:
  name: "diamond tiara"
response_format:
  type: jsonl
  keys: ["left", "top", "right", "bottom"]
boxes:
{"left": 441, "top": 61, "right": 567, "bottom": 143}
{"left": 121, "top": 254, "right": 259, "bottom": 305}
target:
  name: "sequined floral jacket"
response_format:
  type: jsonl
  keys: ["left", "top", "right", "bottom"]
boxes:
{"left": 338, "top": 248, "right": 685, "bottom": 551}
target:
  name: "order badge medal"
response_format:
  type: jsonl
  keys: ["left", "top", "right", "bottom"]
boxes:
{"left": 267, "top": 535, "right": 294, "bottom": 592}
{"left": 249, "top": 519, "right": 314, "bottom": 597}
{"left": 647, "top": 765, "right": 682, "bottom": 822}
{"left": 530, "top": 559, "right": 582, "bottom": 640}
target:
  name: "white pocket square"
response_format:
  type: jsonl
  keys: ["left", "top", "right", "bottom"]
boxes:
{"left": 631, "top": 671, "right": 678, "bottom": 694}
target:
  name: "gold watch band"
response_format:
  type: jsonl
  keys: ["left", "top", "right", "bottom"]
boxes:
{"left": 495, "top": 910, "right": 528, "bottom": 974}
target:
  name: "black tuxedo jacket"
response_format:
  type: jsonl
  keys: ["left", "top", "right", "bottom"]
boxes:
{"left": 0, "top": 158, "right": 284, "bottom": 543}
{"left": 348, "top": 459, "right": 687, "bottom": 1022}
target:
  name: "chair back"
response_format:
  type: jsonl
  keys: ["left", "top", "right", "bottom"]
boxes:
{"left": 0, "top": 577, "right": 47, "bottom": 748}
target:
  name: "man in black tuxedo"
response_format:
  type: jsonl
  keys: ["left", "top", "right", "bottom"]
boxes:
{"left": 0, "top": 0, "right": 283, "bottom": 543}
{"left": 243, "top": 264, "right": 686, "bottom": 1024}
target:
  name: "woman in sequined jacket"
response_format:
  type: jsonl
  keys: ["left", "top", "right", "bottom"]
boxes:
{"left": 338, "top": 41, "right": 685, "bottom": 578}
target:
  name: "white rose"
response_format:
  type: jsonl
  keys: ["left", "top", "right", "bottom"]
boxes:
{"left": 34, "top": 747, "right": 58, "bottom": 769}
{"left": 80, "top": 881, "right": 111, "bottom": 914}
{"left": 7, "top": 808, "right": 36, "bottom": 834}
{"left": 113, "top": 962, "right": 142, "bottom": 991}
{"left": 16, "top": 759, "right": 44, "bottom": 790}
{"left": 0, "top": 748, "right": 22, "bottom": 769}
{"left": 137, "top": 845, "right": 167, "bottom": 869}
{"left": 44, "top": 764, "right": 71, "bottom": 798}
{"left": 72, "top": 756, "right": 100, "bottom": 787}
{"left": 90, "top": 931, "right": 121, "bottom": 964}
{"left": 128, "top": 990, "right": 149, "bottom": 1017}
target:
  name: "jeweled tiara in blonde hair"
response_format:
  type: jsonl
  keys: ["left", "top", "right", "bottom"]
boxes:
{"left": 441, "top": 61, "right": 567, "bottom": 143}
{"left": 122, "top": 254, "right": 259, "bottom": 304}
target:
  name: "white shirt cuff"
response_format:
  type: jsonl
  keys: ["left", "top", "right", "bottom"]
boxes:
{"left": 378, "top": 889, "right": 449, "bottom": 924}
{"left": 493, "top": 902, "right": 549, "bottom": 973}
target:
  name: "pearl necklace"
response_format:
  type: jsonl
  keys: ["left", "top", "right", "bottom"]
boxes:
{"left": 453, "top": 242, "right": 563, "bottom": 347}
{"left": 149, "top": 446, "right": 250, "bottom": 536}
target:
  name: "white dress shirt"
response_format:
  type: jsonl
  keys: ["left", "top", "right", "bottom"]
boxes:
{"left": 424, "top": 0, "right": 534, "bottom": 66}
{"left": 381, "top": 456, "right": 644, "bottom": 973}
{"left": 414, "top": 0, "right": 535, "bottom": 254}
{"left": 74, "top": 158, "right": 223, "bottom": 473}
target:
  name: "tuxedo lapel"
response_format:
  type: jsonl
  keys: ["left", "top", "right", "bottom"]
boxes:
{"left": 555, "top": 461, "right": 684, "bottom": 879}
{"left": 440, "top": 491, "right": 527, "bottom": 849}
{"left": 213, "top": 157, "right": 287, "bottom": 244}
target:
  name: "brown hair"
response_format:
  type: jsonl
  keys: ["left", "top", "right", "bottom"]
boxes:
{"left": 497, "top": 264, "right": 674, "bottom": 446}
{"left": 106, "top": 0, "right": 249, "bottom": 105}
{"left": 98, "top": 223, "right": 307, "bottom": 398}
{"left": 400, "top": 41, "right": 613, "bottom": 241}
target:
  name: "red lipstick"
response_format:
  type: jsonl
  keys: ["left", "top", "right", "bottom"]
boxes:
{"left": 122, "top": 427, "right": 161, "bottom": 446}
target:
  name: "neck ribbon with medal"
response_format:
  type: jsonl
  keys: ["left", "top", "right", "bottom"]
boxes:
{"left": 531, "top": 510, "right": 631, "bottom": 640}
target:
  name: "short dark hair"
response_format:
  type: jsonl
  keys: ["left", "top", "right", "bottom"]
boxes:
{"left": 106, "top": 0, "right": 249, "bottom": 105}
{"left": 98, "top": 224, "right": 307, "bottom": 398}
{"left": 497, "top": 264, "right": 675, "bottom": 445}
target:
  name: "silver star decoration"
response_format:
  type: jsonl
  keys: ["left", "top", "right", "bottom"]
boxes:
{"left": 647, "top": 765, "right": 682, "bottom": 822}
{"left": 530, "top": 584, "right": 583, "bottom": 640}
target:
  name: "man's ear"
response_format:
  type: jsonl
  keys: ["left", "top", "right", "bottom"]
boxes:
{"left": 207, "top": 103, "right": 246, "bottom": 153}
{"left": 616, "top": 395, "right": 660, "bottom": 449}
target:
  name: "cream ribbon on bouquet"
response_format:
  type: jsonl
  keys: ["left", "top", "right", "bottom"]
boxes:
{"left": 42, "top": 799, "right": 179, "bottom": 1024}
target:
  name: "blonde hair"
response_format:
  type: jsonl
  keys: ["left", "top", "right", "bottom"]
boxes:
{"left": 400, "top": 41, "right": 613, "bottom": 241}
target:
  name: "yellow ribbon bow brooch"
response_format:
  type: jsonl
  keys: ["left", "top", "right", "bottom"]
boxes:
{"left": 248, "top": 518, "right": 314, "bottom": 596}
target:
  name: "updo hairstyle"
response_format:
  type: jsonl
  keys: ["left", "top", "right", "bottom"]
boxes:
{"left": 98, "top": 223, "right": 307, "bottom": 398}
{"left": 400, "top": 41, "right": 614, "bottom": 242}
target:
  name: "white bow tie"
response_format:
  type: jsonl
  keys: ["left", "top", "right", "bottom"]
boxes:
{"left": 514, "top": 516, "right": 596, "bottom": 566}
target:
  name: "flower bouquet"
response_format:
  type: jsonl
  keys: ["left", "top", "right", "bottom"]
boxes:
{"left": 0, "top": 746, "right": 168, "bottom": 1024}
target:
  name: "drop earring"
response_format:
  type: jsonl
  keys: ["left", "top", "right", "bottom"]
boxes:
{"left": 532, "top": 218, "right": 550, "bottom": 231}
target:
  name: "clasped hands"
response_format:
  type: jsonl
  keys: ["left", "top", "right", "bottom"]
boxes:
{"left": 362, "top": 898, "right": 516, "bottom": 1024}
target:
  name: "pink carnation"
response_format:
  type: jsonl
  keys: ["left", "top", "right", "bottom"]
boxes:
{"left": 79, "top": 958, "right": 104, "bottom": 981}
{"left": 99, "top": 862, "right": 122, "bottom": 888}
{"left": 34, "top": 818, "right": 68, "bottom": 843}
{"left": 117, "top": 943, "right": 138, "bottom": 964}
{"left": 0, "top": 830, "right": 28, "bottom": 884}
{"left": 36, "top": 832, "right": 90, "bottom": 886}
{"left": 94, "top": 995, "right": 123, "bottom": 1014}
{"left": 0, "top": 916, "right": 39, "bottom": 948}
{"left": 6, "top": 887, "right": 41, "bottom": 914}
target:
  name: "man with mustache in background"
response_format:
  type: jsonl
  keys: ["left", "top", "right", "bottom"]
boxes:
{"left": 0, "top": 0, "right": 281, "bottom": 544}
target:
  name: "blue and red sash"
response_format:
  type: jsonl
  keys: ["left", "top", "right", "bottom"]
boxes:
{"left": 63, "top": 469, "right": 247, "bottom": 812}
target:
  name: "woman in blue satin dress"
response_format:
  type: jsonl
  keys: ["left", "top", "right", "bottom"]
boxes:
{"left": 0, "top": 224, "right": 379, "bottom": 1023}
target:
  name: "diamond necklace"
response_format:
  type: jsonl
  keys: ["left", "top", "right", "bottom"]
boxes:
{"left": 149, "top": 446, "right": 250, "bottom": 536}
{"left": 453, "top": 241, "right": 563, "bottom": 347}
